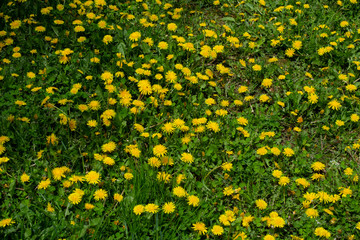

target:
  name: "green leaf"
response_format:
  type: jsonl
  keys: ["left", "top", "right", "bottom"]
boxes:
{"left": 95, "top": 85, "right": 104, "bottom": 100}
{"left": 79, "top": 225, "right": 89, "bottom": 238}
{"left": 91, "top": 217, "right": 102, "bottom": 226}
{"left": 51, "top": 26, "right": 59, "bottom": 37}
{"left": 206, "top": 148, "right": 214, "bottom": 156}
{"left": 117, "top": 42, "right": 126, "bottom": 60}
{"left": 25, "top": 228, "right": 32, "bottom": 238}
{"left": 221, "top": 17, "right": 235, "bottom": 22}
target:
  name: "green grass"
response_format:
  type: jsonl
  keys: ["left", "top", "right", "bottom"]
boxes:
{"left": 0, "top": 0, "right": 360, "bottom": 239}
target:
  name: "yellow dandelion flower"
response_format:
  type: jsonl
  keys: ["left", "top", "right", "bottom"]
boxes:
{"left": 328, "top": 99, "right": 341, "bottom": 110}
{"left": 101, "top": 141, "right": 116, "bottom": 153}
{"left": 181, "top": 152, "right": 194, "bottom": 164}
{"left": 124, "top": 172, "right": 133, "bottom": 180}
{"left": 192, "top": 222, "right": 207, "bottom": 235}
{"left": 173, "top": 186, "right": 187, "bottom": 197}
{"left": 314, "top": 227, "right": 331, "bottom": 238}
{"left": 68, "top": 192, "right": 82, "bottom": 205}
{"left": 187, "top": 195, "right": 200, "bottom": 207}
{"left": 206, "top": 121, "right": 220, "bottom": 132}
{"left": 305, "top": 208, "right": 318, "bottom": 218}
{"left": 311, "top": 162, "right": 325, "bottom": 171}
{"left": 278, "top": 176, "right": 290, "bottom": 186}
{"left": 0, "top": 218, "right": 15, "bottom": 227}
{"left": 283, "top": 148, "right": 294, "bottom": 157}
{"left": 85, "top": 171, "right": 100, "bottom": 184}
{"left": 255, "top": 199, "right": 267, "bottom": 210}
{"left": 145, "top": 203, "right": 159, "bottom": 213}
{"left": 211, "top": 225, "right": 224, "bottom": 235}
{"left": 162, "top": 202, "right": 175, "bottom": 214}
{"left": 153, "top": 144, "right": 167, "bottom": 157}
{"left": 114, "top": 193, "right": 123, "bottom": 202}
{"left": 20, "top": 173, "right": 30, "bottom": 183}
{"left": 37, "top": 178, "right": 51, "bottom": 190}
{"left": 133, "top": 205, "right": 145, "bottom": 215}
{"left": 94, "top": 189, "right": 108, "bottom": 201}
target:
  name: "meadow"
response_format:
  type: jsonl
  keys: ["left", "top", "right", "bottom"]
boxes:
{"left": 0, "top": 0, "right": 360, "bottom": 239}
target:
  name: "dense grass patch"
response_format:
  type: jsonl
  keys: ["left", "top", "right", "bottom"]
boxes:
{"left": 0, "top": 0, "right": 360, "bottom": 239}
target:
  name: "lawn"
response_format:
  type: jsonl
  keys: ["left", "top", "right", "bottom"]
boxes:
{"left": 0, "top": 0, "right": 360, "bottom": 239}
